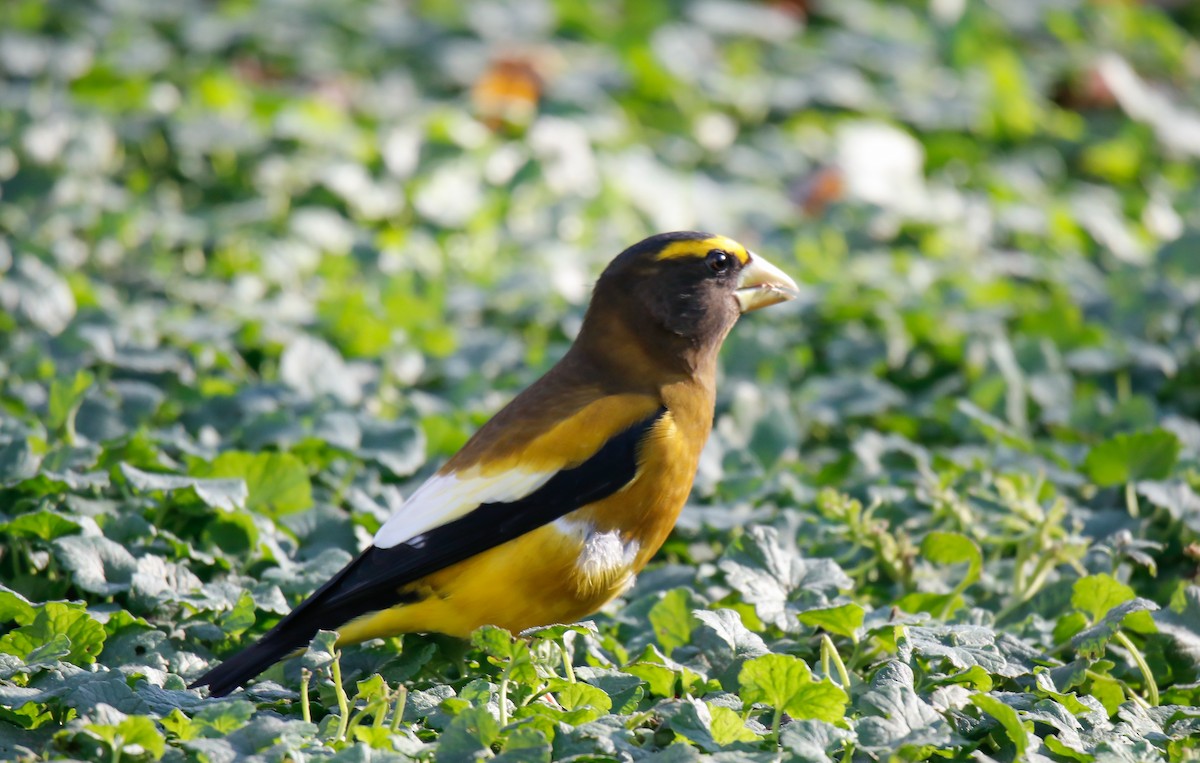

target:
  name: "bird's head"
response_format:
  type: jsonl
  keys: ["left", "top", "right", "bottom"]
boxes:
{"left": 578, "top": 231, "right": 798, "bottom": 377}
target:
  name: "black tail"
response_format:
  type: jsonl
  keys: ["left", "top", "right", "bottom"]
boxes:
{"left": 188, "top": 549, "right": 414, "bottom": 696}
{"left": 189, "top": 630, "right": 308, "bottom": 697}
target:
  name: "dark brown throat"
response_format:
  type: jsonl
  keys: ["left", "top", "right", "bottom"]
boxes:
{"left": 569, "top": 289, "right": 727, "bottom": 397}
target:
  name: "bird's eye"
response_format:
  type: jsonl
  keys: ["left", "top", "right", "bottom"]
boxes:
{"left": 706, "top": 249, "right": 732, "bottom": 274}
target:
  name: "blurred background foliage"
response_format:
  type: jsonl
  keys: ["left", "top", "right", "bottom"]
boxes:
{"left": 4, "top": 0, "right": 1200, "bottom": 760}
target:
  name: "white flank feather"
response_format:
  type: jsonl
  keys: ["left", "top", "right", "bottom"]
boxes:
{"left": 553, "top": 518, "right": 641, "bottom": 595}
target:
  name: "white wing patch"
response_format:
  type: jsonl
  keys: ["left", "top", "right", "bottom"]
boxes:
{"left": 372, "top": 468, "right": 555, "bottom": 549}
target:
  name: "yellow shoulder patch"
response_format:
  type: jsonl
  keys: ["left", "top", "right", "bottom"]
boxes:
{"left": 466, "top": 393, "right": 664, "bottom": 475}
{"left": 655, "top": 235, "right": 749, "bottom": 264}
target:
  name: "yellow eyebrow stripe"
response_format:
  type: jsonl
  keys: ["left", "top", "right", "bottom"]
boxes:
{"left": 655, "top": 235, "right": 750, "bottom": 264}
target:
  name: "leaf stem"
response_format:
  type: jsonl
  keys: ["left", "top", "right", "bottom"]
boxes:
{"left": 1113, "top": 631, "right": 1158, "bottom": 706}
{"left": 390, "top": 685, "right": 408, "bottom": 733}
{"left": 624, "top": 710, "right": 655, "bottom": 730}
{"left": 1124, "top": 482, "right": 1140, "bottom": 518}
{"left": 820, "top": 638, "right": 831, "bottom": 682}
{"left": 373, "top": 689, "right": 388, "bottom": 729}
{"left": 996, "top": 554, "right": 1057, "bottom": 623}
{"left": 560, "top": 643, "right": 576, "bottom": 683}
{"left": 331, "top": 652, "right": 351, "bottom": 742}
{"left": 822, "top": 634, "right": 852, "bottom": 689}
{"left": 1117, "top": 371, "right": 1131, "bottom": 403}
{"left": 498, "top": 676, "right": 509, "bottom": 727}
{"left": 300, "top": 669, "right": 311, "bottom": 724}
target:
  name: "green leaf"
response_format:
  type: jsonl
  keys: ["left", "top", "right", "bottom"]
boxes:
{"left": 437, "top": 704, "right": 500, "bottom": 760}
{"left": 85, "top": 713, "right": 165, "bottom": 760}
{"left": 625, "top": 661, "right": 679, "bottom": 699}
{"left": 52, "top": 535, "right": 137, "bottom": 596}
{"left": 191, "top": 700, "right": 255, "bottom": 737}
{"left": 192, "top": 451, "right": 312, "bottom": 517}
{"left": 200, "top": 511, "right": 259, "bottom": 555}
{"left": 0, "top": 437, "right": 41, "bottom": 483}
{"left": 648, "top": 588, "right": 702, "bottom": 656}
{"left": 497, "top": 725, "right": 550, "bottom": 761}
{"left": 1032, "top": 670, "right": 1092, "bottom": 715}
{"left": 354, "top": 673, "right": 390, "bottom": 703}
{"left": 471, "top": 625, "right": 519, "bottom": 661}
{"left": 300, "top": 630, "right": 339, "bottom": 671}
{"left": 0, "top": 586, "right": 37, "bottom": 625}
{"left": 779, "top": 719, "right": 855, "bottom": 761}
{"left": 25, "top": 632, "right": 72, "bottom": 665}
{"left": 48, "top": 369, "right": 94, "bottom": 438}
{"left": 1155, "top": 585, "right": 1200, "bottom": 667}
{"left": 1088, "top": 674, "right": 1125, "bottom": 716}
{"left": 160, "top": 709, "right": 195, "bottom": 741}
{"left": 789, "top": 679, "right": 849, "bottom": 723}
{"left": 1071, "top": 598, "right": 1159, "bottom": 659}
{"left": 739, "top": 653, "right": 812, "bottom": 711}
{"left": 1054, "top": 611, "right": 1090, "bottom": 644}
{"left": 708, "top": 704, "right": 759, "bottom": 744}
{"left": 856, "top": 661, "right": 953, "bottom": 757}
{"left": 471, "top": 625, "right": 537, "bottom": 685}
{"left": 0, "top": 601, "right": 105, "bottom": 665}
{"left": 120, "top": 463, "right": 248, "bottom": 511}
{"left": 899, "top": 532, "right": 982, "bottom": 618}
{"left": 1, "top": 509, "right": 81, "bottom": 541}
{"left": 1072, "top": 574, "right": 1136, "bottom": 622}
{"left": 930, "top": 665, "right": 994, "bottom": 692}
{"left": 921, "top": 531, "right": 982, "bottom": 592}
{"left": 661, "top": 698, "right": 742, "bottom": 753}
{"left": 555, "top": 682, "right": 611, "bottom": 724}
{"left": 1084, "top": 430, "right": 1180, "bottom": 486}
{"left": 971, "top": 693, "right": 1030, "bottom": 756}
{"left": 798, "top": 602, "right": 865, "bottom": 640}
{"left": 719, "top": 525, "right": 852, "bottom": 631}
{"left": 217, "top": 590, "right": 257, "bottom": 640}
{"left": 896, "top": 591, "right": 962, "bottom": 618}
{"left": 738, "top": 653, "right": 845, "bottom": 722}
{"left": 353, "top": 725, "right": 396, "bottom": 749}
{"left": 900, "top": 624, "right": 1038, "bottom": 679}
{"left": 626, "top": 645, "right": 697, "bottom": 699}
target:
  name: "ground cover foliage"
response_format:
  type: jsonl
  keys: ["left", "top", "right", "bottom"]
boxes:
{"left": 2, "top": 0, "right": 1200, "bottom": 760}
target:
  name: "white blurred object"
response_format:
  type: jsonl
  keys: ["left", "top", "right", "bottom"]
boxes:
{"left": 930, "top": 0, "right": 965, "bottom": 25}
{"left": 1097, "top": 53, "right": 1200, "bottom": 158}
{"left": 695, "top": 112, "right": 738, "bottom": 152}
{"left": 280, "top": 335, "right": 363, "bottom": 406}
{"left": 529, "top": 117, "right": 599, "bottom": 197}
{"left": 1072, "top": 184, "right": 1147, "bottom": 265}
{"left": 322, "top": 162, "right": 404, "bottom": 221}
{"left": 0, "top": 255, "right": 76, "bottom": 335}
{"left": 1143, "top": 190, "right": 1183, "bottom": 242}
{"left": 290, "top": 207, "right": 355, "bottom": 255}
{"left": 413, "top": 161, "right": 485, "bottom": 228}
{"left": 484, "top": 142, "right": 529, "bottom": 186}
{"left": 836, "top": 121, "right": 926, "bottom": 209}
{"left": 382, "top": 126, "right": 422, "bottom": 178}
{"left": 689, "top": 0, "right": 802, "bottom": 41}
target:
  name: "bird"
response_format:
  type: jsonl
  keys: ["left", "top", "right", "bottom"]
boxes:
{"left": 191, "top": 231, "right": 798, "bottom": 696}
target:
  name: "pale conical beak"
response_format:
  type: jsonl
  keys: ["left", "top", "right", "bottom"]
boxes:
{"left": 735, "top": 252, "right": 799, "bottom": 313}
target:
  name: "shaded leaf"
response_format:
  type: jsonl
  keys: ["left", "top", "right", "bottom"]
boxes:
{"left": 1084, "top": 430, "right": 1180, "bottom": 487}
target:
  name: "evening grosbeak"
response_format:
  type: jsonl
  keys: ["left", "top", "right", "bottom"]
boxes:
{"left": 192, "top": 231, "right": 798, "bottom": 696}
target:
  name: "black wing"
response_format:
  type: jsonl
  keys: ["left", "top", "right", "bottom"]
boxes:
{"left": 190, "top": 406, "right": 666, "bottom": 696}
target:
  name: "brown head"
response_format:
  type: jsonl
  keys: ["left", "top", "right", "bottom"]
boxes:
{"left": 571, "top": 231, "right": 798, "bottom": 384}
